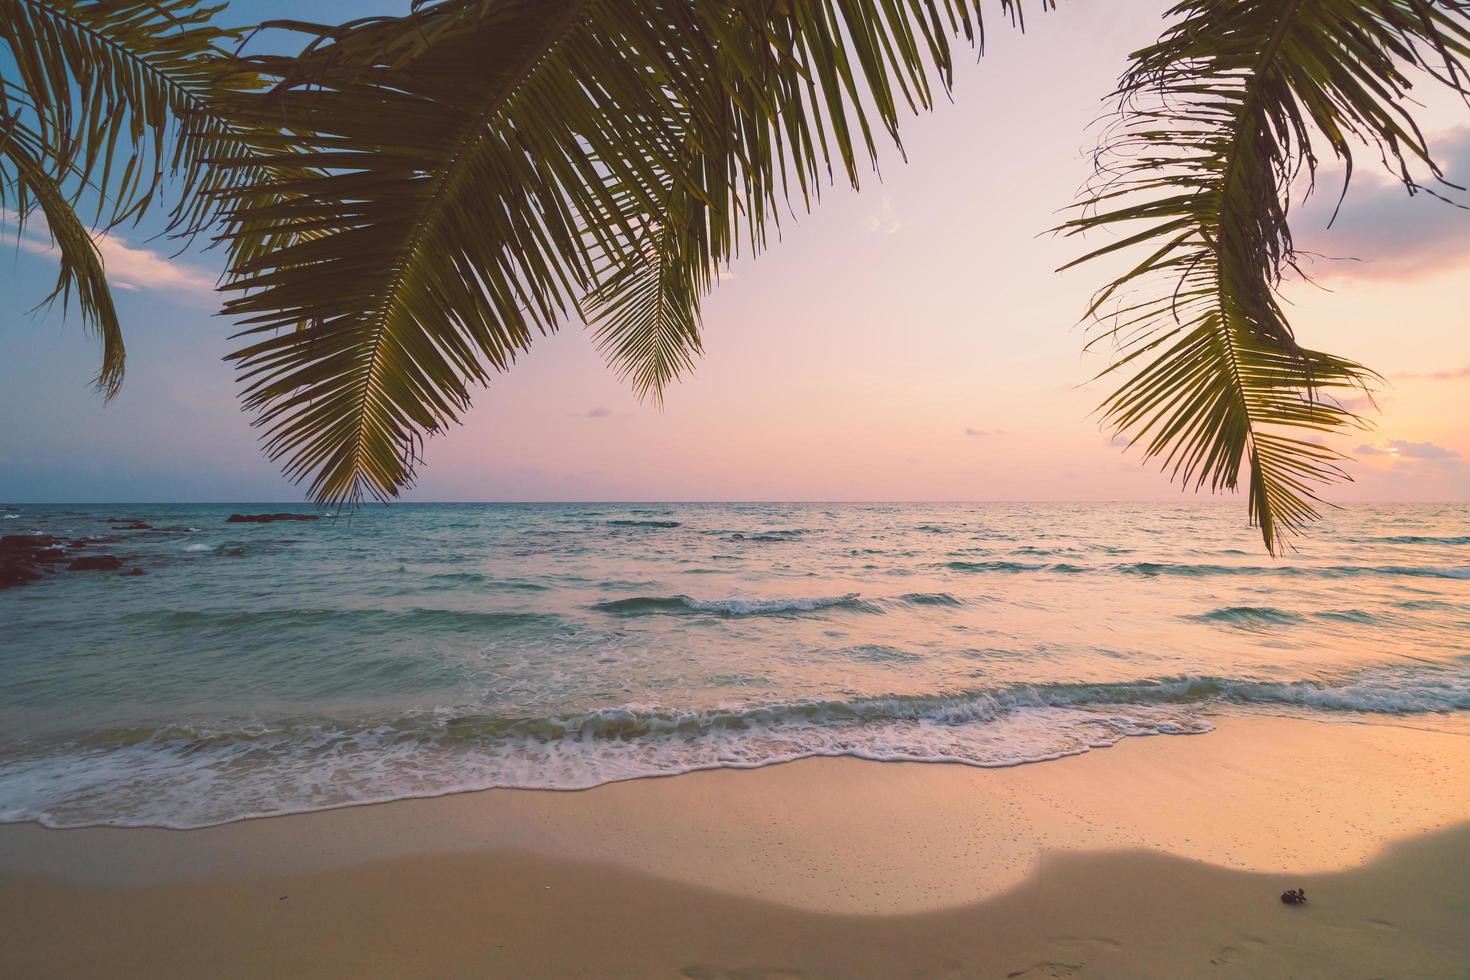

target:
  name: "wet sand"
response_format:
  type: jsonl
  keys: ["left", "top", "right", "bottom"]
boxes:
{"left": 2, "top": 716, "right": 1467, "bottom": 977}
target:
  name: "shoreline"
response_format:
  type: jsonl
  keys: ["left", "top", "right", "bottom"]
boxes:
{"left": 3, "top": 715, "right": 1468, "bottom": 977}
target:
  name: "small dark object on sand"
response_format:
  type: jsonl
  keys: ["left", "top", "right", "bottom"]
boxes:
{"left": 226, "top": 513, "right": 321, "bottom": 524}
{"left": 1281, "top": 888, "right": 1307, "bottom": 905}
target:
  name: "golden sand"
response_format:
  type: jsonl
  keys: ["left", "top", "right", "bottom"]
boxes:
{"left": 2, "top": 716, "right": 1467, "bottom": 977}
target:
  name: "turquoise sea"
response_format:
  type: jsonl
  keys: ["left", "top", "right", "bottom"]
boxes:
{"left": 1, "top": 502, "right": 1467, "bottom": 828}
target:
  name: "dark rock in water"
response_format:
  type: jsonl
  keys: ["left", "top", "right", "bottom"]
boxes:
{"left": 1280, "top": 888, "right": 1307, "bottom": 905}
{"left": 31, "top": 548, "right": 68, "bottom": 564}
{"left": 120, "top": 567, "right": 148, "bottom": 577}
{"left": 1, "top": 533, "right": 59, "bottom": 553}
{"left": 226, "top": 513, "right": 321, "bottom": 524}
{"left": 0, "top": 559, "right": 42, "bottom": 588}
{"left": 68, "top": 540, "right": 89, "bottom": 549}
{"left": 69, "top": 555, "right": 123, "bottom": 571}
{"left": 111, "top": 522, "right": 153, "bottom": 530}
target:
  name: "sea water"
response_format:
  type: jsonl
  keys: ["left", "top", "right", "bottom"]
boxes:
{"left": 1, "top": 502, "right": 1466, "bottom": 828}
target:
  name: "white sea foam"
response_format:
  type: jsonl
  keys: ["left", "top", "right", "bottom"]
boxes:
{"left": 682, "top": 593, "right": 863, "bottom": 615}
{"left": 1, "top": 668, "right": 1464, "bottom": 830}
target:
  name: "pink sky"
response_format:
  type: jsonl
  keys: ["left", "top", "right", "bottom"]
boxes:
{"left": 1, "top": 1, "right": 1466, "bottom": 502}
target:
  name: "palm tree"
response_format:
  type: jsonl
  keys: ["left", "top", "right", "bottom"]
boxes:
{"left": 6, "top": 1, "right": 1468, "bottom": 552}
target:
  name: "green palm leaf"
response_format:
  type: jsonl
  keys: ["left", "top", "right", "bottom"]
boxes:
{"left": 1062, "top": 0, "right": 1470, "bottom": 553}
{"left": 1, "top": 113, "right": 122, "bottom": 394}
{"left": 220, "top": 0, "right": 1038, "bottom": 505}
{"left": 1, "top": 0, "right": 260, "bottom": 394}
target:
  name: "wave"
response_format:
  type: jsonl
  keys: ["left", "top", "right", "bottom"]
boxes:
{"left": 946, "top": 560, "right": 1050, "bottom": 573}
{"left": 1188, "top": 606, "right": 1306, "bottom": 628}
{"left": 899, "top": 592, "right": 963, "bottom": 607}
{"left": 130, "top": 607, "right": 559, "bottom": 633}
{"left": 1354, "top": 535, "right": 1470, "bottom": 545}
{"left": 607, "top": 519, "right": 680, "bottom": 528}
{"left": 593, "top": 593, "right": 869, "bottom": 617}
{"left": 3, "top": 666, "right": 1463, "bottom": 829}
{"left": 423, "top": 572, "right": 549, "bottom": 592}
{"left": 943, "top": 559, "right": 1470, "bottom": 579}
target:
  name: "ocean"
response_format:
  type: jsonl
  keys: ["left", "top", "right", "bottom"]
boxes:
{"left": 1, "top": 501, "right": 1466, "bottom": 829}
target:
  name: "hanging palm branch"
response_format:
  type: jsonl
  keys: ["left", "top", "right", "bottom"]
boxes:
{"left": 1061, "top": 0, "right": 1470, "bottom": 552}
{"left": 219, "top": 0, "right": 1043, "bottom": 506}
{"left": 0, "top": 0, "right": 259, "bottom": 396}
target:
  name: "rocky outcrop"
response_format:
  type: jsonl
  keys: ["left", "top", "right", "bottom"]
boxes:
{"left": 1, "top": 535, "right": 61, "bottom": 589}
{"left": 1, "top": 534, "right": 59, "bottom": 553}
{"left": 226, "top": 513, "right": 322, "bottom": 523}
{"left": 0, "top": 559, "right": 42, "bottom": 589}
{"left": 69, "top": 555, "right": 123, "bottom": 571}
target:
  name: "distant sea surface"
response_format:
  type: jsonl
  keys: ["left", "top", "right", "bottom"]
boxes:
{"left": 1, "top": 502, "right": 1467, "bottom": 829}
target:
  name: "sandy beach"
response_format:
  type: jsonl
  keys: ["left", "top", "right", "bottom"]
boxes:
{"left": 1, "top": 715, "right": 1467, "bottom": 978}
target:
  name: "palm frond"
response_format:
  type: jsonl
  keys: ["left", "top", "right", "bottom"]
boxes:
{"left": 1062, "top": 0, "right": 1470, "bottom": 553}
{"left": 221, "top": 0, "right": 1041, "bottom": 505}
{"left": 1, "top": 0, "right": 263, "bottom": 395}
{"left": 0, "top": 0, "right": 258, "bottom": 233}
{"left": 1, "top": 114, "right": 122, "bottom": 395}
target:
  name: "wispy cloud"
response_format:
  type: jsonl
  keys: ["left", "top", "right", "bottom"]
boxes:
{"left": 1290, "top": 128, "right": 1470, "bottom": 281}
{"left": 3, "top": 210, "right": 216, "bottom": 295}
{"left": 964, "top": 427, "right": 988, "bottom": 437}
{"left": 1394, "top": 364, "right": 1470, "bottom": 381}
{"left": 586, "top": 406, "right": 613, "bottom": 418}
{"left": 865, "top": 196, "right": 902, "bottom": 236}
{"left": 1356, "top": 439, "right": 1461, "bottom": 459}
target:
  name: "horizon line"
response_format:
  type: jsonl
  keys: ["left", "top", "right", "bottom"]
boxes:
{"left": 4, "top": 499, "right": 1465, "bottom": 507}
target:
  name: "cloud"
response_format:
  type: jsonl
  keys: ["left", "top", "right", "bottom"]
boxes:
{"left": 3, "top": 210, "right": 215, "bottom": 295}
{"left": 1290, "top": 128, "right": 1470, "bottom": 281}
{"left": 586, "top": 406, "right": 613, "bottom": 418}
{"left": 1395, "top": 364, "right": 1470, "bottom": 382}
{"left": 865, "top": 196, "right": 902, "bottom": 236}
{"left": 1356, "top": 439, "right": 1461, "bottom": 459}
{"left": 964, "top": 427, "right": 988, "bottom": 437}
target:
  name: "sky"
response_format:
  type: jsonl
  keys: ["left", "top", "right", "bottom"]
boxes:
{"left": 2, "top": 1, "right": 1467, "bottom": 503}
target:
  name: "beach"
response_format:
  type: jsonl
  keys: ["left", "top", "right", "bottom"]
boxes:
{"left": 3, "top": 715, "right": 1466, "bottom": 978}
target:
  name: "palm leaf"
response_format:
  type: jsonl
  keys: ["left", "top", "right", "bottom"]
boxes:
{"left": 1, "top": 113, "right": 122, "bottom": 395}
{"left": 220, "top": 0, "right": 1040, "bottom": 505}
{"left": 1061, "top": 0, "right": 1470, "bottom": 553}
{"left": 1, "top": 0, "right": 262, "bottom": 395}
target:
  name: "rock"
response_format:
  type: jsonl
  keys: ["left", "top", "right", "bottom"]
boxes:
{"left": 120, "top": 567, "right": 148, "bottom": 577}
{"left": 31, "top": 548, "right": 68, "bottom": 563}
{"left": 226, "top": 513, "right": 321, "bottom": 524}
{"left": 68, "top": 555, "right": 123, "bottom": 571}
{"left": 111, "top": 522, "right": 153, "bottom": 530}
{"left": 0, "top": 560, "right": 42, "bottom": 589}
{"left": 68, "top": 540, "right": 89, "bottom": 549}
{"left": 1, "top": 534, "right": 59, "bottom": 553}
{"left": 1280, "top": 888, "right": 1307, "bottom": 905}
